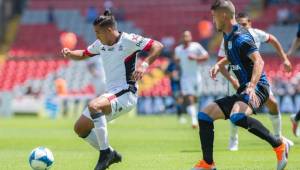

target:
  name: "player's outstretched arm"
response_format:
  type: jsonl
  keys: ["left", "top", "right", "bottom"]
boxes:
{"left": 268, "top": 34, "right": 292, "bottom": 72}
{"left": 132, "top": 40, "right": 164, "bottom": 81}
{"left": 61, "top": 48, "right": 90, "bottom": 60}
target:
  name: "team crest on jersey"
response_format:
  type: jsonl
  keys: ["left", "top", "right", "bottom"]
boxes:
{"left": 101, "top": 47, "right": 106, "bottom": 51}
{"left": 231, "top": 64, "right": 241, "bottom": 71}
{"left": 228, "top": 41, "right": 232, "bottom": 49}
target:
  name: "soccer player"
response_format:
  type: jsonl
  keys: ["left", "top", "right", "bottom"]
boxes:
{"left": 61, "top": 10, "right": 163, "bottom": 170}
{"left": 287, "top": 23, "right": 300, "bottom": 137}
{"left": 218, "top": 12, "right": 293, "bottom": 151}
{"left": 191, "top": 1, "right": 290, "bottom": 170}
{"left": 165, "top": 56, "right": 185, "bottom": 123}
{"left": 174, "top": 30, "right": 209, "bottom": 128}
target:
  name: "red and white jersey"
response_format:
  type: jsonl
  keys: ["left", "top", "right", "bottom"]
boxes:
{"left": 218, "top": 28, "right": 270, "bottom": 57}
{"left": 84, "top": 32, "right": 153, "bottom": 92}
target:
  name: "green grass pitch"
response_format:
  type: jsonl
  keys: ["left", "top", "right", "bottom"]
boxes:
{"left": 0, "top": 114, "right": 299, "bottom": 170}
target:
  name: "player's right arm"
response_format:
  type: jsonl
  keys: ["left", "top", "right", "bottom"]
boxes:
{"left": 218, "top": 60, "right": 240, "bottom": 89}
{"left": 62, "top": 40, "right": 100, "bottom": 60}
{"left": 210, "top": 56, "right": 230, "bottom": 80}
{"left": 217, "top": 39, "right": 239, "bottom": 89}
{"left": 61, "top": 48, "right": 90, "bottom": 60}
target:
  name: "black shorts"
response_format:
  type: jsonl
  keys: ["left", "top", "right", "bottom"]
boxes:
{"left": 215, "top": 83, "right": 270, "bottom": 119}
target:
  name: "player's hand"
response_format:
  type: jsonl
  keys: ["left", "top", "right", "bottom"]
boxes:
{"left": 132, "top": 62, "right": 149, "bottom": 81}
{"left": 245, "top": 84, "right": 260, "bottom": 108}
{"left": 283, "top": 59, "right": 292, "bottom": 72}
{"left": 209, "top": 64, "right": 220, "bottom": 80}
{"left": 61, "top": 48, "right": 71, "bottom": 58}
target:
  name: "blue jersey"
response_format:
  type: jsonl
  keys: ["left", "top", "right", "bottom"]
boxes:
{"left": 223, "top": 25, "right": 269, "bottom": 87}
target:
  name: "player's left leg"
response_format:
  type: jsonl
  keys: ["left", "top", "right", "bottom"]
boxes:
{"left": 186, "top": 95, "right": 198, "bottom": 128}
{"left": 228, "top": 122, "right": 239, "bottom": 151}
{"left": 230, "top": 101, "right": 290, "bottom": 170}
{"left": 265, "top": 94, "right": 282, "bottom": 138}
{"left": 88, "top": 96, "right": 122, "bottom": 170}
{"left": 180, "top": 77, "right": 198, "bottom": 128}
{"left": 266, "top": 94, "right": 294, "bottom": 145}
{"left": 74, "top": 114, "right": 98, "bottom": 150}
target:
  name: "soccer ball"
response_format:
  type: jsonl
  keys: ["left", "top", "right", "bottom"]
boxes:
{"left": 29, "top": 147, "right": 54, "bottom": 170}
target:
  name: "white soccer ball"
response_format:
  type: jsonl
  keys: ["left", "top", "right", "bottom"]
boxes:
{"left": 29, "top": 147, "right": 54, "bottom": 170}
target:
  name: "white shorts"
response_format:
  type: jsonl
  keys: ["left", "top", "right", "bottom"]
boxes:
{"left": 180, "top": 76, "right": 201, "bottom": 96}
{"left": 82, "top": 88, "right": 137, "bottom": 122}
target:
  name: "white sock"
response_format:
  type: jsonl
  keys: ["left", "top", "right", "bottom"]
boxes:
{"left": 92, "top": 113, "right": 110, "bottom": 150}
{"left": 269, "top": 113, "right": 282, "bottom": 138}
{"left": 83, "top": 128, "right": 99, "bottom": 150}
{"left": 230, "top": 122, "right": 238, "bottom": 140}
{"left": 187, "top": 104, "right": 197, "bottom": 125}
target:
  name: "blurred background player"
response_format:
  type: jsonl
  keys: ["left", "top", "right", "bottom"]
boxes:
{"left": 218, "top": 12, "right": 293, "bottom": 151}
{"left": 62, "top": 10, "right": 163, "bottom": 170}
{"left": 165, "top": 55, "right": 185, "bottom": 124}
{"left": 174, "top": 30, "right": 209, "bottom": 128}
{"left": 192, "top": 1, "right": 290, "bottom": 169}
{"left": 288, "top": 23, "right": 300, "bottom": 137}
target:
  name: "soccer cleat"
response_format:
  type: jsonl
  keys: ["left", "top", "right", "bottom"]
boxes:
{"left": 273, "top": 140, "right": 290, "bottom": 170}
{"left": 228, "top": 136, "right": 239, "bottom": 151}
{"left": 290, "top": 114, "right": 300, "bottom": 137}
{"left": 191, "top": 160, "right": 216, "bottom": 170}
{"left": 94, "top": 149, "right": 122, "bottom": 170}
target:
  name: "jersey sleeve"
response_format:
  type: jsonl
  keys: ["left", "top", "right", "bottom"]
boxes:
{"left": 128, "top": 33, "right": 154, "bottom": 52}
{"left": 196, "top": 43, "right": 208, "bottom": 56}
{"left": 218, "top": 39, "right": 226, "bottom": 57}
{"left": 239, "top": 34, "right": 258, "bottom": 57}
{"left": 255, "top": 29, "right": 270, "bottom": 43}
{"left": 83, "top": 40, "right": 101, "bottom": 57}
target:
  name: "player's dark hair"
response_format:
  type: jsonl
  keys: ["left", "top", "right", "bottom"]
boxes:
{"left": 211, "top": 0, "right": 235, "bottom": 18}
{"left": 93, "top": 10, "right": 116, "bottom": 28}
{"left": 236, "top": 12, "right": 250, "bottom": 21}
